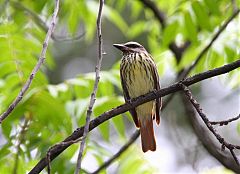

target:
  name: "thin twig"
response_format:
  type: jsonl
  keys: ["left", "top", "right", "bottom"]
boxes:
{"left": 91, "top": 130, "right": 140, "bottom": 174}
{"left": 28, "top": 59, "right": 240, "bottom": 174}
{"left": 0, "top": 0, "right": 60, "bottom": 124}
{"left": 74, "top": 1, "right": 104, "bottom": 173}
{"left": 210, "top": 114, "right": 240, "bottom": 126}
{"left": 180, "top": 83, "right": 240, "bottom": 165}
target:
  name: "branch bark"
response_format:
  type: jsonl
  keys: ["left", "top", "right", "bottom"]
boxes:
{"left": 29, "top": 60, "right": 240, "bottom": 174}
{"left": 0, "top": 0, "right": 60, "bottom": 123}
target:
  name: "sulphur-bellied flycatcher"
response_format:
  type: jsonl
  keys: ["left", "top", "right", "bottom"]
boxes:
{"left": 113, "top": 41, "right": 162, "bottom": 152}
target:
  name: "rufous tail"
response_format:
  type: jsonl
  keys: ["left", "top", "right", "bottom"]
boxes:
{"left": 139, "top": 116, "right": 156, "bottom": 152}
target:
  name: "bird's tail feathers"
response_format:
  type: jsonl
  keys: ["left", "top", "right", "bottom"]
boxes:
{"left": 139, "top": 116, "right": 156, "bottom": 152}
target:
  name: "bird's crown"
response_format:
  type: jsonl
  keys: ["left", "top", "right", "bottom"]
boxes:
{"left": 123, "top": 41, "right": 144, "bottom": 48}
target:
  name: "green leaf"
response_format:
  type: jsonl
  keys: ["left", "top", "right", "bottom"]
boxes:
{"left": 33, "top": 0, "right": 48, "bottom": 12}
{"left": 195, "top": 53, "right": 207, "bottom": 74}
{"left": 0, "top": 62, "right": 16, "bottom": 78}
{"left": 118, "top": 147, "right": 156, "bottom": 173}
{"left": 98, "top": 121, "right": 110, "bottom": 141}
{"left": 68, "top": 3, "right": 80, "bottom": 34}
{"left": 115, "top": 0, "right": 126, "bottom": 11}
{"left": 207, "top": 50, "right": 224, "bottom": 69}
{"left": 112, "top": 114, "right": 125, "bottom": 138}
{"left": 12, "top": 10, "right": 28, "bottom": 27}
{"left": 26, "top": 90, "right": 72, "bottom": 133}
{"left": 93, "top": 96, "right": 125, "bottom": 140}
{"left": 130, "top": 1, "right": 142, "bottom": 19}
{"left": 184, "top": 11, "right": 198, "bottom": 44}
{"left": 162, "top": 21, "right": 179, "bottom": 47}
{"left": 127, "top": 21, "right": 146, "bottom": 39}
{"left": 66, "top": 98, "right": 89, "bottom": 125}
{"left": 178, "top": 45, "right": 200, "bottom": 70}
{"left": 192, "top": 1, "right": 212, "bottom": 31}
{"left": 203, "top": 0, "right": 220, "bottom": 15}
{"left": 4, "top": 73, "right": 20, "bottom": 91}
{"left": 104, "top": 6, "right": 128, "bottom": 34}
{"left": 225, "top": 46, "right": 238, "bottom": 63}
{"left": 0, "top": 142, "right": 11, "bottom": 157}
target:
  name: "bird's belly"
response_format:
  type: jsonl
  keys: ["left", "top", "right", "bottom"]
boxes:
{"left": 126, "top": 65, "right": 154, "bottom": 98}
{"left": 126, "top": 64, "right": 155, "bottom": 117}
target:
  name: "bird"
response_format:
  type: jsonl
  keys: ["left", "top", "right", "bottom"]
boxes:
{"left": 113, "top": 41, "right": 162, "bottom": 152}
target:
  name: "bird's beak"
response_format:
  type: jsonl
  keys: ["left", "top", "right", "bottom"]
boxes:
{"left": 113, "top": 43, "right": 127, "bottom": 52}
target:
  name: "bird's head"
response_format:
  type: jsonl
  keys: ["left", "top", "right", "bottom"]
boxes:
{"left": 113, "top": 41, "right": 146, "bottom": 54}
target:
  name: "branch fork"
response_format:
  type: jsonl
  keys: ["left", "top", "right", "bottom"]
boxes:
{"left": 179, "top": 82, "right": 240, "bottom": 165}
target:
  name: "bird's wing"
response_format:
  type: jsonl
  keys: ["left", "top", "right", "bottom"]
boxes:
{"left": 120, "top": 70, "right": 140, "bottom": 128}
{"left": 150, "top": 58, "right": 162, "bottom": 125}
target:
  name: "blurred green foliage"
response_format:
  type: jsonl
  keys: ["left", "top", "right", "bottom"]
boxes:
{"left": 0, "top": 0, "right": 239, "bottom": 173}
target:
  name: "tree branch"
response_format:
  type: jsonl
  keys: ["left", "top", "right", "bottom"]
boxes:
{"left": 180, "top": 83, "right": 240, "bottom": 165}
{"left": 28, "top": 60, "right": 240, "bottom": 174}
{"left": 0, "top": 0, "right": 60, "bottom": 124}
{"left": 209, "top": 114, "right": 240, "bottom": 126}
{"left": 74, "top": 0, "right": 104, "bottom": 173}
